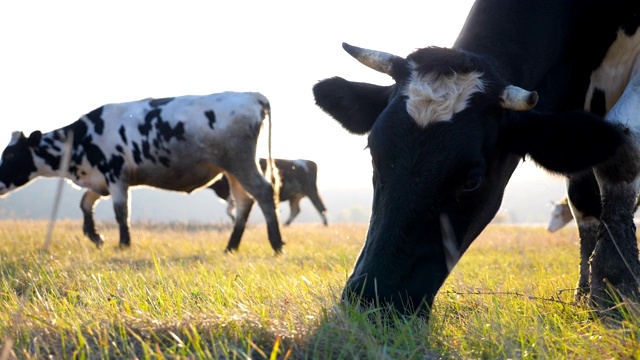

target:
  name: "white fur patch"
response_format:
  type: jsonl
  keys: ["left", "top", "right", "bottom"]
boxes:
{"left": 589, "top": 27, "right": 640, "bottom": 194}
{"left": 585, "top": 28, "right": 640, "bottom": 115}
{"left": 403, "top": 67, "right": 485, "bottom": 127}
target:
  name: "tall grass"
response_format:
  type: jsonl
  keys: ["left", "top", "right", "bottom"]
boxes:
{"left": 0, "top": 220, "right": 638, "bottom": 359}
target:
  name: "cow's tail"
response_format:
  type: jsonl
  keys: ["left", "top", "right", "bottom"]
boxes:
{"left": 262, "top": 99, "right": 280, "bottom": 209}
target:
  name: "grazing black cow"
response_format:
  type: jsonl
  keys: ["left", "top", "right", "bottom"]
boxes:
{"left": 313, "top": 0, "right": 640, "bottom": 317}
{"left": 210, "top": 158, "right": 328, "bottom": 226}
{"left": 0, "top": 92, "right": 284, "bottom": 253}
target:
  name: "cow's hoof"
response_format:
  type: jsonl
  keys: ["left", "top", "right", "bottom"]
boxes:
{"left": 224, "top": 247, "right": 238, "bottom": 254}
{"left": 273, "top": 243, "right": 285, "bottom": 255}
{"left": 117, "top": 243, "right": 131, "bottom": 250}
{"left": 89, "top": 234, "right": 105, "bottom": 249}
{"left": 589, "top": 279, "right": 640, "bottom": 319}
{"left": 573, "top": 287, "right": 589, "bottom": 304}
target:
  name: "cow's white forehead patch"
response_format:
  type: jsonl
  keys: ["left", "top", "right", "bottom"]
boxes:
{"left": 403, "top": 66, "right": 485, "bottom": 127}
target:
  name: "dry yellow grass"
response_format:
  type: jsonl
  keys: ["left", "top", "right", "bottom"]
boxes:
{"left": 0, "top": 220, "right": 638, "bottom": 359}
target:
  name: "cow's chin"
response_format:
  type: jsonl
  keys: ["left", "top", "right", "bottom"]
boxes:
{"left": 341, "top": 240, "right": 450, "bottom": 319}
{"left": 341, "top": 284, "right": 433, "bottom": 319}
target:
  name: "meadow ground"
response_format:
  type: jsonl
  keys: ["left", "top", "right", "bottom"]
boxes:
{"left": 0, "top": 220, "right": 639, "bottom": 359}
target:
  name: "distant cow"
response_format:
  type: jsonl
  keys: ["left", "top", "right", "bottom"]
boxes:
{"left": 547, "top": 196, "right": 573, "bottom": 232}
{"left": 210, "top": 158, "right": 328, "bottom": 226}
{"left": 0, "top": 92, "right": 284, "bottom": 253}
{"left": 547, "top": 194, "right": 601, "bottom": 233}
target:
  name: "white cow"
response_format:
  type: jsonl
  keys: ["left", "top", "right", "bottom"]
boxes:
{"left": 547, "top": 196, "right": 573, "bottom": 232}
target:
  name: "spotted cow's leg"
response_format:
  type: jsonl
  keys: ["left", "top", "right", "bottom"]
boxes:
{"left": 575, "top": 220, "right": 600, "bottom": 301}
{"left": 588, "top": 54, "right": 640, "bottom": 308}
{"left": 284, "top": 195, "right": 303, "bottom": 226}
{"left": 253, "top": 184, "right": 284, "bottom": 252}
{"left": 566, "top": 172, "right": 602, "bottom": 301}
{"left": 224, "top": 163, "right": 284, "bottom": 253}
{"left": 224, "top": 175, "right": 255, "bottom": 252}
{"left": 589, "top": 175, "right": 640, "bottom": 308}
{"left": 575, "top": 220, "right": 600, "bottom": 300}
{"left": 590, "top": 121, "right": 640, "bottom": 309}
{"left": 110, "top": 185, "right": 132, "bottom": 248}
{"left": 80, "top": 189, "right": 105, "bottom": 248}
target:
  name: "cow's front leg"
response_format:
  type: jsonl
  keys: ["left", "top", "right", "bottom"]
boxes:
{"left": 226, "top": 168, "right": 284, "bottom": 254}
{"left": 589, "top": 57, "right": 640, "bottom": 309}
{"left": 575, "top": 220, "right": 600, "bottom": 301}
{"left": 566, "top": 173, "right": 602, "bottom": 301}
{"left": 590, "top": 177, "right": 640, "bottom": 309}
{"left": 254, "top": 190, "right": 284, "bottom": 253}
{"left": 80, "top": 190, "right": 105, "bottom": 248}
{"left": 110, "top": 186, "right": 132, "bottom": 248}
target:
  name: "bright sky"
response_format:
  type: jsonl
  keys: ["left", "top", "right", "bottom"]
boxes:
{"left": 0, "top": 0, "right": 553, "bottom": 192}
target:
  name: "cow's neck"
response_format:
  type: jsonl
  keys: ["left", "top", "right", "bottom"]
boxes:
{"left": 455, "top": 2, "right": 569, "bottom": 86}
{"left": 32, "top": 132, "right": 72, "bottom": 178}
{"left": 453, "top": 0, "right": 616, "bottom": 112}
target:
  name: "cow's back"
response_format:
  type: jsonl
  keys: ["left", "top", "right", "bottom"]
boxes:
{"left": 100, "top": 92, "right": 268, "bottom": 146}
{"left": 77, "top": 92, "right": 269, "bottom": 193}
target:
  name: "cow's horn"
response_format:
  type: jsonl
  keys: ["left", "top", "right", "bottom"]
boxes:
{"left": 342, "top": 42, "right": 403, "bottom": 78}
{"left": 500, "top": 85, "right": 538, "bottom": 111}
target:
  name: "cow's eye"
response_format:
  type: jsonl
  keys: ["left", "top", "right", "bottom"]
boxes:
{"left": 462, "top": 176, "right": 481, "bottom": 192}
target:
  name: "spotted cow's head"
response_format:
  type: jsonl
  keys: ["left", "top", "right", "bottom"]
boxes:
{"left": 312, "top": 43, "right": 624, "bottom": 317}
{"left": 0, "top": 131, "right": 44, "bottom": 197}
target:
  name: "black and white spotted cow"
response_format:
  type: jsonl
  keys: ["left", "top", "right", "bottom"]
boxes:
{"left": 0, "top": 92, "right": 284, "bottom": 253}
{"left": 313, "top": 0, "right": 640, "bottom": 317}
{"left": 210, "top": 158, "right": 328, "bottom": 226}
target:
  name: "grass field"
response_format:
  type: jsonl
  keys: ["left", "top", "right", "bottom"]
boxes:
{"left": 0, "top": 220, "right": 639, "bottom": 359}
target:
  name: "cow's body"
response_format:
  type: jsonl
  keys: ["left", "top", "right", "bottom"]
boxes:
{"left": 210, "top": 158, "right": 328, "bottom": 226}
{"left": 0, "top": 92, "right": 284, "bottom": 253}
{"left": 313, "top": 0, "right": 640, "bottom": 317}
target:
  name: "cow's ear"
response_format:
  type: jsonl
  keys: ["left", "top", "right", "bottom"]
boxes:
{"left": 501, "top": 111, "right": 624, "bottom": 174}
{"left": 313, "top": 77, "right": 392, "bottom": 134}
{"left": 27, "top": 131, "right": 42, "bottom": 147}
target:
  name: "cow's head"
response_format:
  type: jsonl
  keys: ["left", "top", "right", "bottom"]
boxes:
{"left": 0, "top": 131, "right": 43, "bottom": 196}
{"left": 547, "top": 196, "right": 573, "bottom": 232}
{"left": 312, "top": 43, "right": 624, "bottom": 318}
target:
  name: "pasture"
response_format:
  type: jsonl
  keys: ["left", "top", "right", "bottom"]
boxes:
{"left": 1, "top": 220, "right": 639, "bottom": 359}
